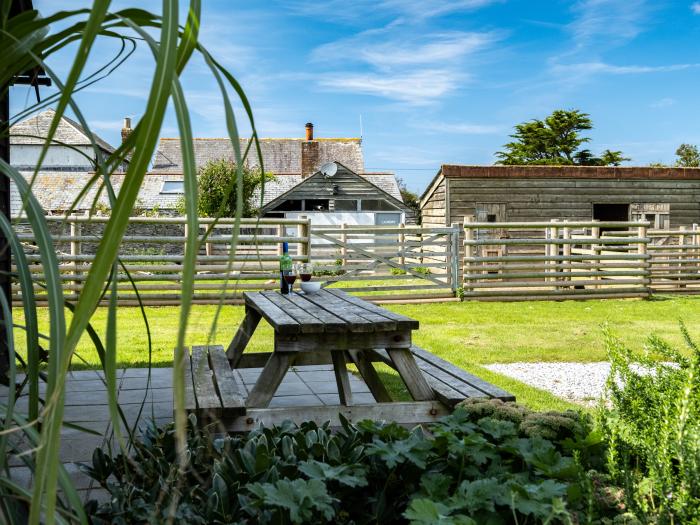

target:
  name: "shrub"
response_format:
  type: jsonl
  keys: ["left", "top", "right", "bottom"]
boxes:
{"left": 599, "top": 323, "right": 700, "bottom": 523}
{"left": 83, "top": 408, "right": 626, "bottom": 524}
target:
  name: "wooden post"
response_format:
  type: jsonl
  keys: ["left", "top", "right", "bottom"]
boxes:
{"left": 450, "top": 222, "right": 460, "bottom": 294}
{"left": 277, "top": 223, "right": 284, "bottom": 257}
{"left": 298, "top": 215, "right": 309, "bottom": 260}
{"left": 679, "top": 225, "right": 687, "bottom": 288}
{"left": 70, "top": 215, "right": 81, "bottom": 293}
{"left": 591, "top": 222, "right": 600, "bottom": 289}
{"left": 398, "top": 222, "right": 405, "bottom": 267}
{"left": 548, "top": 219, "right": 559, "bottom": 288}
{"left": 340, "top": 222, "right": 348, "bottom": 265}
{"left": 693, "top": 223, "right": 699, "bottom": 280}
{"left": 562, "top": 222, "right": 571, "bottom": 289}
{"left": 638, "top": 223, "right": 649, "bottom": 295}
{"left": 463, "top": 216, "right": 474, "bottom": 294}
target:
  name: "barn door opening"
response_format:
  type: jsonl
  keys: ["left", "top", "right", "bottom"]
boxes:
{"left": 593, "top": 203, "right": 629, "bottom": 222}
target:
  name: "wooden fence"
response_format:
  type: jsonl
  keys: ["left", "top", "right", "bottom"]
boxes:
{"left": 463, "top": 218, "right": 651, "bottom": 301}
{"left": 13, "top": 215, "right": 460, "bottom": 306}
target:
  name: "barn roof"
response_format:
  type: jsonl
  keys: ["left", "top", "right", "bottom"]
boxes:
{"left": 152, "top": 137, "right": 364, "bottom": 175}
{"left": 10, "top": 108, "right": 117, "bottom": 154}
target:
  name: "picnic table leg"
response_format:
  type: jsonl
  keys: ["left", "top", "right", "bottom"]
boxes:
{"left": 227, "top": 306, "right": 261, "bottom": 367}
{"left": 386, "top": 348, "right": 435, "bottom": 401}
{"left": 348, "top": 350, "right": 392, "bottom": 403}
{"left": 246, "top": 352, "right": 295, "bottom": 408}
{"left": 331, "top": 351, "right": 353, "bottom": 406}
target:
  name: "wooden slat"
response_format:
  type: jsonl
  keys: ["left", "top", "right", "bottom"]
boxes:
{"left": 320, "top": 291, "right": 397, "bottom": 331}
{"left": 246, "top": 353, "right": 295, "bottom": 408}
{"left": 261, "top": 291, "right": 327, "bottom": 333}
{"left": 410, "top": 345, "right": 515, "bottom": 401}
{"left": 207, "top": 345, "right": 246, "bottom": 416}
{"left": 275, "top": 330, "right": 411, "bottom": 352}
{"left": 226, "top": 305, "right": 261, "bottom": 366}
{"left": 347, "top": 350, "right": 392, "bottom": 403}
{"left": 387, "top": 348, "right": 435, "bottom": 401}
{"left": 331, "top": 351, "right": 353, "bottom": 406}
{"left": 244, "top": 292, "right": 301, "bottom": 334}
{"left": 417, "top": 359, "right": 486, "bottom": 400}
{"left": 227, "top": 401, "right": 449, "bottom": 431}
{"left": 174, "top": 347, "right": 196, "bottom": 412}
{"left": 298, "top": 290, "right": 376, "bottom": 332}
{"left": 191, "top": 346, "right": 223, "bottom": 416}
{"left": 325, "top": 289, "right": 419, "bottom": 330}
{"left": 278, "top": 292, "right": 347, "bottom": 332}
{"left": 237, "top": 351, "right": 333, "bottom": 368}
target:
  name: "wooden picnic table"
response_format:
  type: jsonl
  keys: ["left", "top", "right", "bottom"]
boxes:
{"left": 226, "top": 289, "right": 436, "bottom": 408}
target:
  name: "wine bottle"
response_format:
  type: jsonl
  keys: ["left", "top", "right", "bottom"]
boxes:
{"left": 279, "top": 242, "right": 292, "bottom": 294}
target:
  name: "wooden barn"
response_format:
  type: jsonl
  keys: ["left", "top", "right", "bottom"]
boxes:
{"left": 421, "top": 165, "right": 700, "bottom": 229}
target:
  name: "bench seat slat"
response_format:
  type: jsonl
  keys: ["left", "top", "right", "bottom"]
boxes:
{"left": 207, "top": 345, "right": 246, "bottom": 416}
{"left": 191, "top": 346, "right": 223, "bottom": 416}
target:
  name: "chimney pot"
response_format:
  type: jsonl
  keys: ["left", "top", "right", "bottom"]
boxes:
{"left": 305, "top": 122, "right": 314, "bottom": 141}
{"left": 121, "top": 117, "right": 133, "bottom": 143}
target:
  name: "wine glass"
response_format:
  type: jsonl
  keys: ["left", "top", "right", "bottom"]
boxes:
{"left": 284, "top": 265, "right": 298, "bottom": 294}
{"left": 298, "top": 262, "right": 313, "bottom": 282}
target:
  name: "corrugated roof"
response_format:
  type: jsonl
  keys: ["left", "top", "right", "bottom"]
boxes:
{"left": 10, "top": 108, "right": 116, "bottom": 153}
{"left": 152, "top": 137, "right": 364, "bottom": 175}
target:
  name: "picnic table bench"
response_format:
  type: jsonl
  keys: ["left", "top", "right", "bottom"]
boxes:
{"left": 177, "top": 289, "right": 514, "bottom": 430}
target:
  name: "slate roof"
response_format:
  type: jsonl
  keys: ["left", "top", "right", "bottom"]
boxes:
{"left": 10, "top": 108, "right": 116, "bottom": 153}
{"left": 152, "top": 137, "right": 364, "bottom": 175}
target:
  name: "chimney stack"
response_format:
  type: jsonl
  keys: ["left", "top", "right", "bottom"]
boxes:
{"left": 121, "top": 117, "right": 132, "bottom": 143}
{"left": 305, "top": 122, "right": 314, "bottom": 141}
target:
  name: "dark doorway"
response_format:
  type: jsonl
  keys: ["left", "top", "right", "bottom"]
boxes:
{"left": 593, "top": 203, "right": 629, "bottom": 222}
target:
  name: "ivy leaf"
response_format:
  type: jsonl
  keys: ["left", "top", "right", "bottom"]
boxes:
{"left": 404, "top": 498, "right": 476, "bottom": 525}
{"left": 298, "top": 459, "right": 368, "bottom": 487}
{"left": 247, "top": 478, "right": 337, "bottom": 523}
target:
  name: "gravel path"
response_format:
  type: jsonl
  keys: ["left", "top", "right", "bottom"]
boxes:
{"left": 485, "top": 362, "right": 612, "bottom": 406}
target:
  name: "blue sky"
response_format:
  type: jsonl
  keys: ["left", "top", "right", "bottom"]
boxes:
{"left": 12, "top": 0, "right": 700, "bottom": 192}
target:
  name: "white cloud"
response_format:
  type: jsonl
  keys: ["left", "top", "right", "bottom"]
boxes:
{"left": 313, "top": 30, "right": 498, "bottom": 69}
{"left": 568, "top": 0, "right": 648, "bottom": 49}
{"left": 650, "top": 97, "right": 676, "bottom": 108}
{"left": 318, "top": 70, "right": 461, "bottom": 105}
{"left": 692, "top": 2, "right": 700, "bottom": 14}
{"left": 551, "top": 61, "right": 699, "bottom": 75}
{"left": 287, "top": 0, "right": 501, "bottom": 21}
{"left": 421, "top": 121, "right": 503, "bottom": 134}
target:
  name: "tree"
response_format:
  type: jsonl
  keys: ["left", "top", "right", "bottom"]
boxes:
{"left": 675, "top": 143, "right": 700, "bottom": 167}
{"left": 397, "top": 177, "right": 421, "bottom": 224}
{"left": 495, "top": 109, "right": 629, "bottom": 166}
{"left": 194, "top": 159, "right": 274, "bottom": 217}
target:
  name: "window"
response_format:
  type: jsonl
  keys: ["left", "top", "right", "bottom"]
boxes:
{"left": 305, "top": 199, "right": 329, "bottom": 211}
{"left": 272, "top": 200, "right": 302, "bottom": 212}
{"left": 334, "top": 199, "right": 358, "bottom": 211}
{"left": 375, "top": 213, "right": 401, "bottom": 226}
{"left": 161, "top": 180, "right": 184, "bottom": 194}
{"left": 486, "top": 214, "right": 497, "bottom": 222}
{"left": 361, "top": 199, "right": 399, "bottom": 211}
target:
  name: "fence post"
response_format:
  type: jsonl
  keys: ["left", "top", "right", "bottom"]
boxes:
{"left": 70, "top": 215, "right": 81, "bottom": 295}
{"left": 450, "top": 222, "right": 460, "bottom": 294}
{"left": 340, "top": 222, "right": 348, "bottom": 265}
{"left": 548, "top": 219, "right": 559, "bottom": 288}
{"left": 463, "top": 215, "right": 474, "bottom": 296}
{"left": 298, "top": 215, "right": 310, "bottom": 260}
{"left": 679, "top": 225, "right": 687, "bottom": 288}
{"left": 693, "top": 224, "right": 699, "bottom": 278}
{"left": 277, "top": 223, "right": 284, "bottom": 257}
{"left": 638, "top": 223, "right": 650, "bottom": 296}
{"left": 398, "top": 222, "right": 405, "bottom": 267}
{"left": 562, "top": 222, "right": 571, "bottom": 289}
{"left": 591, "top": 221, "right": 600, "bottom": 289}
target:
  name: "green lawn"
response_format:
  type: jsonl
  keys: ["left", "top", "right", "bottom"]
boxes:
{"left": 13, "top": 294, "right": 700, "bottom": 411}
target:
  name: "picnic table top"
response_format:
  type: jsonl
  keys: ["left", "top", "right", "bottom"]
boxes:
{"left": 244, "top": 289, "right": 419, "bottom": 335}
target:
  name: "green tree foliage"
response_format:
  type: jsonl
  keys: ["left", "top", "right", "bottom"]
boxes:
{"left": 397, "top": 177, "right": 421, "bottom": 224}
{"left": 496, "top": 109, "right": 630, "bottom": 166}
{"left": 195, "top": 159, "right": 274, "bottom": 218}
{"left": 675, "top": 143, "right": 700, "bottom": 167}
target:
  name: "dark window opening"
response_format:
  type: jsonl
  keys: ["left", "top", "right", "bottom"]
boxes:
{"left": 334, "top": 199, "right": 358, "bottom": 211}
{"left": 486, "top": 214, "right": 497, "bottom": 222}
{"left": 306, "top": 199, "right": 329, "bottom": 211}
{"left": 593, "top": 203, "right": 629, "bottom": 221}
{"left": 361, "top": 199, "right": 399, "bottom": 211}
{"left": 271, "top": 199, "right": 302, "bottom": 212}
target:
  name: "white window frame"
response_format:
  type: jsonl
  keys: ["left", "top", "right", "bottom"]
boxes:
{"left": 160, "top": 180, "right": 185, "bottom": 194}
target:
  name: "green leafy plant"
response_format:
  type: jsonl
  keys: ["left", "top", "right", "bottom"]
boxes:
{"left": 0, "top": 2, "right": 263, "bottom": 522}
{"left": 599, "top": 323, "right": 700, "bottom": 523}
{"left": 82, "top": 407, "right": 629, "bottom": 524}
